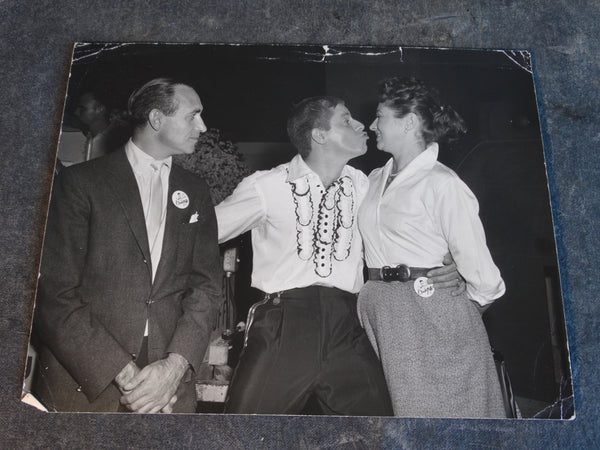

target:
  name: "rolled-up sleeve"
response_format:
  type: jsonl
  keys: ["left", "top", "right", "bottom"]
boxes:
{"left": 437, "top": 177, "right": 506, "bottom": 305}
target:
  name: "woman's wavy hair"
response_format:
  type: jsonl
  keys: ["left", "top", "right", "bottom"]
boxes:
{"left": 377, "top": 77, "right": 467, "bottom": 146}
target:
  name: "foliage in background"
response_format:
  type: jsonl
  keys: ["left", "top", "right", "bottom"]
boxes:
{"left": 174, "top": 128, "right": 252, "bottom": 204}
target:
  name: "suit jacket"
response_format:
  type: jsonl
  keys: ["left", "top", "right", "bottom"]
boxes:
{"left": 33, "top": 148, "right": 223, "bottom": 412}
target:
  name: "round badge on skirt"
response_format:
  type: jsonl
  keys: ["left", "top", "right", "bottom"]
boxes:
{"left": 414, "top": 277, "right": 434, "bottom": 298}
{"left": 172, "top": 190, "right": 190, "bottom": 209}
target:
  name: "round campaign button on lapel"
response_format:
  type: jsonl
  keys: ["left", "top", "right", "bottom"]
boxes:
{"left": 414, "top": 277, "right": 434, "bottom": 298}
{"left": 172, "top": 190, "right": 190, "bottom": 209}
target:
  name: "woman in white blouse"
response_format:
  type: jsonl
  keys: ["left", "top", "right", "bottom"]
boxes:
{"left": 357, "top": 77, "right": 507, "bottom": 418}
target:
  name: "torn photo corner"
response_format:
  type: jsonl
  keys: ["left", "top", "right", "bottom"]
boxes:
{"left": 23, "top": 42, "right": 573, "bottom": 419}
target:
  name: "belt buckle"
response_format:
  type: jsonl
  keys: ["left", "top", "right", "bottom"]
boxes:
{"left": 381, "top": 265, "right": 411, "bottom": 282}
{"left": 264, "top": 291, "right": 284, "bottom": 305}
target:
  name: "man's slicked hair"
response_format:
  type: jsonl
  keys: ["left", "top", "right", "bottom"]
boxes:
{"left": 287, "top": 96, "right": 344, "bottom": 159}
{"left": 127, "top": 78, "right": 183, "bottom": 130}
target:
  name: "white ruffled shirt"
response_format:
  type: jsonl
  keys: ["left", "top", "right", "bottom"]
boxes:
{"left": 358, "top": 144, "right": 505, "bottom": 305}
{"left": 216, "top": 155, "right": 369, "bottom": 294}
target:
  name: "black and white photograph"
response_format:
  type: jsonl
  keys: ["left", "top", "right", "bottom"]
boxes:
{"left": 23, "top": 43, "right": 572, "bottom": 420}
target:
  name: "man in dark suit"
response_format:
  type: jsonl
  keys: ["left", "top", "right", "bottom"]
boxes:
{"left": 33, "top": 78, "right": 223, "bottom": 413}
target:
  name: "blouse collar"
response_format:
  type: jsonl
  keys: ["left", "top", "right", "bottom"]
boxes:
{"left": 383, "top": 142, "right": 439, "bottom": 183}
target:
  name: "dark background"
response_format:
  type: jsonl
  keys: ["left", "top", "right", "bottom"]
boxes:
{"left": 1, "top": 1, "right": 599, "bottom": 448}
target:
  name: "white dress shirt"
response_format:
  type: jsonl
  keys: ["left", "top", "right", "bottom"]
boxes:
{"left": 358, "top": 144, "right": 505, "bottom": 305}
{"left": 125, "top": 139, "right": 172, "bottom": 282}
{"left": 125, "top": 140, "right": 172, "bottom": 336}
{"left": 216, "top": 155, "right": 369, "bottom": 294}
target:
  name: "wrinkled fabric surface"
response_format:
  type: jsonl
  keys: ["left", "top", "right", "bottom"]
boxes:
{"left": 358, "top": 280, "right": 505, "bottom": 418}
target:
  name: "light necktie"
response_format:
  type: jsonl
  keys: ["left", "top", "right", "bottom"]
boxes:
{"left": 145, "top": 162, "right": 164, "bottom": 336}
{"left": 147, "top": 162, "right": 164, "bottom": 258}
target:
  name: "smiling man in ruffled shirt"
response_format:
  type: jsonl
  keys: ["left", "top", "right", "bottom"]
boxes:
{"left": 216, "top": 96, "right": 460, "bottom": 415}
{"left": 33, "top": 78, "right": 222, "bottom": 413}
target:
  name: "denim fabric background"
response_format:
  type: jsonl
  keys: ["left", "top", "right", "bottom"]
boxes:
{"left": 1, "top": 1, "right": 598, "bottom": 448}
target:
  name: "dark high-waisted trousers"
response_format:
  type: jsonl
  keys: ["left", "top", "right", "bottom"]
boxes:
{"left": 224, "top": 286, "right": 393, "bottom": 415}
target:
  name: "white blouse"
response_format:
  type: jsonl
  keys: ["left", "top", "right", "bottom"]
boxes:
{"left": 216, "top": 155, "right": 369, "bottom": 294}
{"left": 358, "top": 144, "right": 505, "bottom": 305}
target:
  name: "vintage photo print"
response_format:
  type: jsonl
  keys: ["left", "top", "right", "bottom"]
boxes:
{"left": 22, "top": 43, "right": 573, "bottom": 419}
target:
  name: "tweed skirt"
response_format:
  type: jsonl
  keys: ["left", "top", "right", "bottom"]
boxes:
{"left": 357, "top": 280, "right": 506, "bottom": 418}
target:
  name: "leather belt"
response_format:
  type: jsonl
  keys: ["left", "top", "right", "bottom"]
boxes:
{"left": 367, "top": 265, "right": 436, "bottom": 282}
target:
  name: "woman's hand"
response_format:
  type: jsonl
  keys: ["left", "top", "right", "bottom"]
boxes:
{"left": 426, "top": 252, "right": 466, "bottom": 296}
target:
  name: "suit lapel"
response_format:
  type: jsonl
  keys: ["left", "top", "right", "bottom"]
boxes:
{"left": 153, "top": 165, "right": 189, "bottom": 288}
{"left": 105, "top": 149, "right": 152, "bottom": 271}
